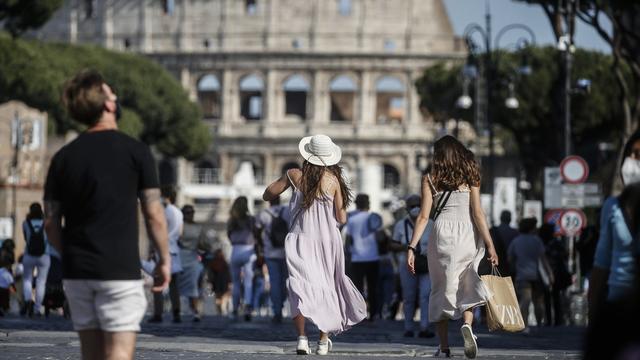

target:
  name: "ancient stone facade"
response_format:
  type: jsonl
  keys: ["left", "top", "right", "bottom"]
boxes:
{"left": 0, "top": 101, "right": 49, "bottom": 253}
{"left": 36, "top": 0, "right": 465, "bottom": 220}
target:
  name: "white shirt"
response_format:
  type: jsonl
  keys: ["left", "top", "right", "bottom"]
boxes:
{"left": 346, "top": 210, "right": 380, "bottom": 262}
{"left": 392, "top": 216, "right": 432, "bottom": 262}
{"left": 0, "top": 268, "right": 13, "bottom": 289}
{"left": 257, "top": 205, "right": 291, "bottom": 260}
{"left": 165, "top": 203, "right": 184, "bottom": 255}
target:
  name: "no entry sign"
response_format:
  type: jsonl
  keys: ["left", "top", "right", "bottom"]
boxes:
{"left": 560, "top": 156, "right": 589, "bottom": 184}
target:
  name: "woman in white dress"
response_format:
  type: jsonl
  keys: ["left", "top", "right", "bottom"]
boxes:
{"left": 407, "top": 135, "right": 499, "bottom": 358}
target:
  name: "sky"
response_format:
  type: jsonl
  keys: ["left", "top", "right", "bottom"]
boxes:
{"left": 442, "top": 0, "right": 611, "bottom": 53}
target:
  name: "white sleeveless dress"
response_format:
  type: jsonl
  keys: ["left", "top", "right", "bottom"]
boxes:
{"left": 426, "top": 175, "right": 492, "bottom": 322}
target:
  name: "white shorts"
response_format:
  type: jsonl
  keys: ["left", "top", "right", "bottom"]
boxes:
{"left": 63, "top": 279, "right": 147, "bottom": 332}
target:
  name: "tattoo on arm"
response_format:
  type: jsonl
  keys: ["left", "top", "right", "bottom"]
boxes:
{"left": 45, "top": 201, "right": 62, "bottom": 222}
{"left": 139, "top": 188, "right": 162, "bottom": 206}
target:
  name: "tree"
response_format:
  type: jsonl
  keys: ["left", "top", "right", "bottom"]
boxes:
{"left": 0, "top": 34, "right": 211, "bottom": 160}
{"left": 519, "top": 0, "right": 640, "bottom": 193}
{"left": 416, "top": 47, "right": 625, "bottom": 197}
{"left": 0, "top": 0, "right": 63, "bottom": 37}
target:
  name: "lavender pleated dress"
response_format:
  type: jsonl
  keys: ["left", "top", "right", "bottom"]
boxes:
{"left": 285, "top": 181, "right": 367, "bottom": 334}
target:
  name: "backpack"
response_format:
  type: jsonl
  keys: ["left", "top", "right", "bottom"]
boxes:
{"left": 26, "top": 220, "right": 46, "bottom": 256}
{"left": 267, "top": 208, "right": 289, "bottom": 248}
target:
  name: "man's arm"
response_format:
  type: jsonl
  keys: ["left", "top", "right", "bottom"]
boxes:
{"left": 44, "top": 201, "right": 63, "bottom": 254}
{"left": 139, "top": 188, "right": 171, "bottom": 292}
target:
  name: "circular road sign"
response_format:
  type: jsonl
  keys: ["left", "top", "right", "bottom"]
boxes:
{"left": 560, "top": 209, "right": 587, "bottom": 236}
{"left": 560, "top": 156, "right": 589, "bottom": 184}
{"left": 544, "top": 209, "right": 565, "bottom": 237}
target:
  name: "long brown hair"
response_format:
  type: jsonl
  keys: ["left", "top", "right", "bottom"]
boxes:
{"left": 228, "top": 196, "right": 251, "bottom": 232}
{"left": 300, "top": 161, "right": 352, "bottom": 210}
{"left": 431, "top": 135, "right": 481, "bottom": 190}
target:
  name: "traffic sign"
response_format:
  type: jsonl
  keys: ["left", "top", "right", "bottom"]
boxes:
{"left": 560, "top": 156, "right": 589, "bottom": 184}
{"left": 560, "top": 209, "right": 587, "bottom": 236}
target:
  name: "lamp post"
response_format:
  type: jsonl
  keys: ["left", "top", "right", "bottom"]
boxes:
{"left": 11, "top": 111, "right": 22, "bottom": 241}
{"left": 460, "top": 1, "right": 536, "bottom": 225}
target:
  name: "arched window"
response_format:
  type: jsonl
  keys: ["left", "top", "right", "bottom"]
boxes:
{"left": 239, "top": 74, "right": 264, "bottom": 120}
{"left": 329, "top": 75, "right": 357, "bottom": 122}
{"left": 383, "top": 164, "right": 400, "bottom": 189}
{"left": 375, "top": 75, "right": 405, "bottom": 124}
{"left": 197, "top": 74, "right": 221, "bottom": 119}
{"left": 283, "top": 74, "right": 310, "bottom": 120}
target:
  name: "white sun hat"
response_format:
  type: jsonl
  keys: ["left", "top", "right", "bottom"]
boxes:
{"left": 298, "top": 134, "right": 342, "bottom": 166}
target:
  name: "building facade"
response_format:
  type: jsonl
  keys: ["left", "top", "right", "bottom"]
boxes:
{"left": 36, "top": 0, "right": 466, "bottom": 220}
{"left": 0, "top": 101, "right": 49, "bottom": 253}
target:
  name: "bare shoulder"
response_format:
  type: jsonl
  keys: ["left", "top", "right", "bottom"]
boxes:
{"left": 287, "top": 168, "right": 303, "bottom": 186}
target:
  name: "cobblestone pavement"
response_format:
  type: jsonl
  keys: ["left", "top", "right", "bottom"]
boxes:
{"left": 0, "top": 312, "right": 584, "bottom": 359}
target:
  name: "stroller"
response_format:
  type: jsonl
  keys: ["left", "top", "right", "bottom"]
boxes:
{"left": 43, "top": 256, "right": 69, "bottom": 318}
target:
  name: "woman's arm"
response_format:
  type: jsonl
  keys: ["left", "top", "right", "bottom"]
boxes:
{"left": 333, "top": 184, "right": 347, "bottom": 225}
{"left": 406, "top": 177, "right": 433, "bottom": 274}
{"left": 470, "top": 186, "right": 499, "bottom": 266}
{"left": 263, "top": 169, "right": 295, "bottom": 201}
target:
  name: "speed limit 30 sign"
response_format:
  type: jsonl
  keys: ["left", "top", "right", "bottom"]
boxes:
{"left": 560, "top": 209, "right": 587, "bottom": 236}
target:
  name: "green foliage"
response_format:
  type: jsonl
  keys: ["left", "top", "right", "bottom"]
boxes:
{"left": 0, "top": 34, "right": 211, "bottom": 159}
{"left": 0, "top": 0, "right": 63, "bottom": 37}
{"left": 416, "top": 46, "right": 624, "bottom": 195}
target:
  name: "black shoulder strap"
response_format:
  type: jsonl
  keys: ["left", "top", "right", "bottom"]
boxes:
{"left": 432, "top": 191, "right": 452, "bottom": 221}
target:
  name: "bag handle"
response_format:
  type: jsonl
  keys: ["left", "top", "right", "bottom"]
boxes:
{"left": 491, "top": 265, "right": 502, "bottom": 277}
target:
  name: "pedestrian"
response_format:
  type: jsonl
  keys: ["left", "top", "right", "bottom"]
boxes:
{"left": 480, "top": 210, "right": 518, "bottom": 276}
{"left": 406, "top": 135, "right": 498, "bottom": 359}
{"left": 345, "top": 194, "right": 381, "bottom": 320}
{"left": 584, "top": 181, "right": 640, "bottom": 360}
{"left": 389, "top": 194, "right": 435, "bottom": 338}
{"left": 21, "top": 202, "right": 51, "bottom": 317}
{"left": 44, "top": 69, "right": 170, "bottom": 360}
{"left": 255, "top": 195, "right": 290, "bottom": 323}
{"left": 177, "top": 205, "right": 206, "bottom": 322}
{"left": 0, "top": 256, "right": 15, "bottom": 316}
{"left": 263, "top": 134, "right": 367, "bottom": 355}
{"left": 375, "top": 222, "right": 396, "bottom": 321}
{"left": 228, "top": 196, "right": 257, "bottom": 321}
{"left": 539, "top": 223, "right": 571, "bottom": 326}
{"left": 149, "top": 187, "right": 183, "bottom": 323}
{"left": 589, "top": 129, "right": 640, "bottom": 317}
{"left": 508, "top": 218, "right": 547, "bottom": 330}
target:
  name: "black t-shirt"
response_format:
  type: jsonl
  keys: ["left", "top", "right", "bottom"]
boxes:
{"left": 44, "top": 130, "right": 159, "bottom": 280}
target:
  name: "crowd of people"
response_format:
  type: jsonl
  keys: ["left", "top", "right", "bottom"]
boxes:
{"left": 1, "top": 70, "right": 639, "bottom": 360}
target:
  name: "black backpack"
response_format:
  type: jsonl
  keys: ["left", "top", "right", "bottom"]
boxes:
{"left": 26, "top": 220, "right": 46, "bottom": 256}
{"left": 268, "top": 208, "right": 289, "bottom": 248}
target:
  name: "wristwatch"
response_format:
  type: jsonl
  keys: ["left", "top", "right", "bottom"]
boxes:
{"left": 407, "top": 245, "right": 417, "bottom": 253}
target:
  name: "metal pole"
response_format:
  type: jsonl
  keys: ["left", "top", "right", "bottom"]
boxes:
{"left": 11, "top": 112, "right": 20, "bottom": 241}
{"left": 563, "top": 0, "right": 573, "bottom": 158}
{"left": 485, "top": 1, "right": 494, "bottom": 226}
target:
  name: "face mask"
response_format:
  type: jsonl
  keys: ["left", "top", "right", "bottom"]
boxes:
{"left": 409, "top": 207, "right": 421, "bottom": 218}
{"left": 114, "top": 100, "right": 122, "bottom": 121}
{"left": 621, "top": 157, "right": 640, "bottom": 185}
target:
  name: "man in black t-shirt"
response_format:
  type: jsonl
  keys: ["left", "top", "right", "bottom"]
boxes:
{"left": 44, "top": 70, "right": 170, "bottom": 360}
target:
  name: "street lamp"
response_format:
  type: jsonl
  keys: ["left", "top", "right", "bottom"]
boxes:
{"left": 504, "top": 81, "right": 519, "bottom": 109}
{"left": 461, "top": 1, "right": 536, "bottom": 225}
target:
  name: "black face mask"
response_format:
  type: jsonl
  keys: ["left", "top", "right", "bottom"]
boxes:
{"left": 115, "top": 100, "right": 122, "bottom": 121}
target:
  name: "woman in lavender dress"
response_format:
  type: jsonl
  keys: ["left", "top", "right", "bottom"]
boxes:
{"left": 263, "top": 134, "right": 367, "bottom": 356}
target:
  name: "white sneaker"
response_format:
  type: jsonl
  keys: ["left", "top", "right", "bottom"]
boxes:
{"left": 296, "top": 336, "right": 310, "bottom": 355}
{"left": 316, "top": 339, "right": 332, "bottom": 355}
{"left": 461, "top": 324, "right": 478, "bottom": 359}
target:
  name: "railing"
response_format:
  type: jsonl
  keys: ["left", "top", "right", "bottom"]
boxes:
{"left": 191, "top": 168, "right": 222, "bottom": 184}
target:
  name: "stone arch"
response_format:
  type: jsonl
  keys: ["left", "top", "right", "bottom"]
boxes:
{"left": 282, "top": 73, "right": 311, "bottom": 120}
{"left": 239, "top": 73, "right": 265, "bottom": 121}
{"left": 375, "top": 75, "right": 406, "bottom": 124}
{"left": 329, "top": 74, "right": 358, "bottom": 122}
{"left": 197, "top": 74, "right": 221, "bottom": 119}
